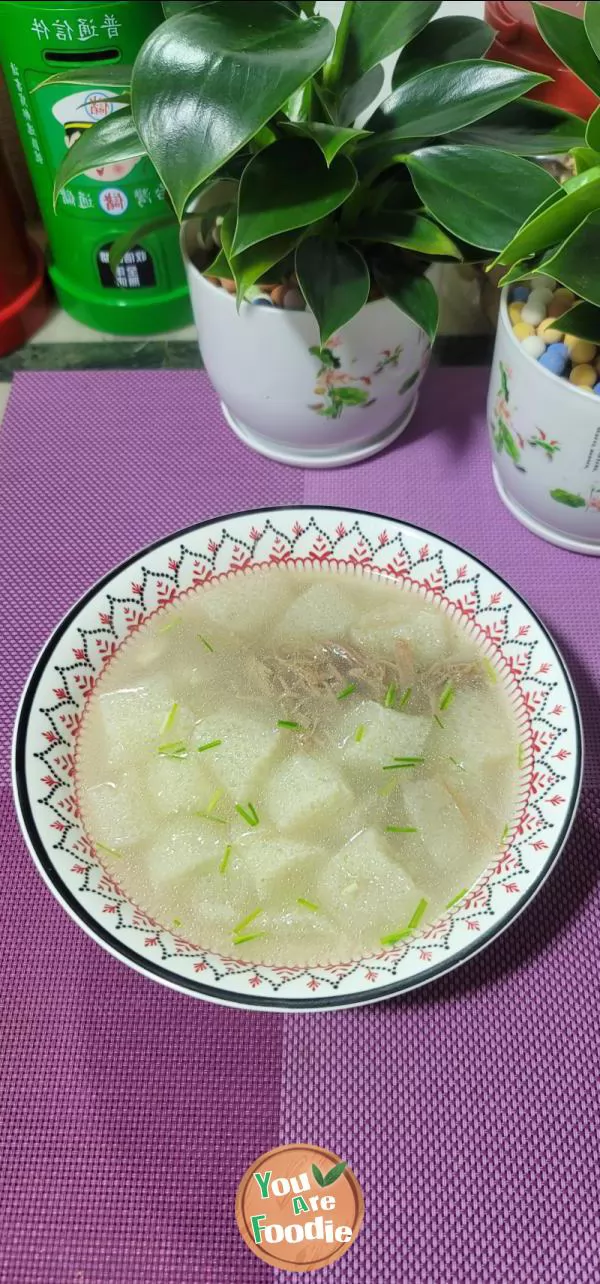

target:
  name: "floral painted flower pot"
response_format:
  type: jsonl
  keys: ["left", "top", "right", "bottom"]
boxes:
{"left": 488, "top": 288, "right": 600, "bottom": 556}
{"left": 182, "top": 230, "right": 431, "bottom": 468}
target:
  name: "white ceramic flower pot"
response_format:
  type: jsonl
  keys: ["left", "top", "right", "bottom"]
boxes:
{"left": 182, "top": 230, "right": 431, "bottom": 467}
{"left": 488, "top": 288, "right": 600, "bottom": 555}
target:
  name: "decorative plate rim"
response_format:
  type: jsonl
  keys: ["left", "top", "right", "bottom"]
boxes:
{"left": 12, "top": 505, "right": 584, "bottom": 1012}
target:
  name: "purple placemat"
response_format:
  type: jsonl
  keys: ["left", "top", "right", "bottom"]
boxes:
{"left": 1, "top": 368, "right": 598, "bottom": 1284}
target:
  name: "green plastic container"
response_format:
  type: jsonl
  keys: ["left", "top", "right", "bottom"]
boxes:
{"left": 0, "top": 1, "right": 191, "bottom": 334}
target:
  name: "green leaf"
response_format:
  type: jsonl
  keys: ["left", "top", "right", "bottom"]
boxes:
{"left": 108, "top": 214, "right": 177, "bottom": 275}
{"left": 338, "top": 63, "right": 385, "bottom": 127}
{"left": 35, "top": 65, "right": 133, "bottom": 91}
{"left": 372, "top": 246, "right": 438, "bottom": 341}
{"left": 230, "top": 229, "right": 302, "bottom": 303}
{"left": 282, "top": 122, "right": 368, "bottom": 165}
{"left": 131, "top": 2, "right": 335, "bottom": 217}
{"left": 369, "top": 62, "right": 547, "bottom": 143}
{"left": 312, "top": 1163, "right": 325, "bottom": 1188}
{"left": 552, "top": 300, "right": 600, "bottom": 343}
{"left": 353, "top": 213, "right": 461, "bottom": 258}
{"left": 497, "top": 165, "right": 600, "bottom": 265}
{"left": 392, "top": 16, "right": 494, "bottom": 86}
{"left": 295, "top": 236, "right": 370, "bottom": 343}
{"left": 537, "top": 211, "right": 600, "bottom": 307}
{"left": 498, "top": 259, "right": 543, "bottom": 287}
{"left": 550, "top": 488, "right": 587, "bottom": 508}
{"left": 323, "top": 1161, "right": 347, "bottom": 1186}
{"left": 448, "top": 99, "right": 586, "bottom": 156}
{"left": 571, "top": 145, "right": 600, "bottom": 174}
{"left": 339, "top": 1, "right": 441, "bottom": 87}
{"left": 53, "top": 107, "right": 144, "bottom": 202}
{"left": 333, "top": 386, "right": 370, "bottom": 405}
{"left": 585, "top": 0, "right": 600, "bottom": 60}
{"left": 532, "top": 1, "right": 600, "bottom": 96}
{"left": 585, "top": 104, "right": 600, "bottom": 151}
{"left": 407, "top": 146, "right": 558, "bottom": 252}
{"left": 233, "top": 140, "right": 356, "bottom": 255}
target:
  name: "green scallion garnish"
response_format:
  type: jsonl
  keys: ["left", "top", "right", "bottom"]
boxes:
{"left": 157, "top": 740, "right": 188, "bottom": 758}
{"left": 96, "top": 841, "right": 122, "bottom": 859}
{"left": 446, "top": 888, "right": 467, "bottom": 909}
{"left": 500, "top": 822, "right": 510, "bottom": 844}
{"left": 337, "top": 683, "right": 356, "bottom": 700}
{"left": 354, "top": 724, "right": 365, "bottom": 743}
{"left": 448, "top": 756, "right": 465, "bottom": 771}
{"left": 158, "top": 617, "right": 179, "bottom": 635}
{"left": 408, "top": 897, "right": 428, "bottom": 929}
{"left": 517, "top": 742, "right": 525, "bottom": 768}
{"left": 197, "top": 739, "right": 222, "bottom": 753}
{"left": 399, "top": 687, "right": 412, "bottom": 708}
{"left": 380, "top": 928, "right": 412, "bottom": 945}
{"left": 386, "top": 825, "right": 418, "bottom": 834}
{"left": 482, "top": 657, "right": 497, "bottom": 684}
{"left": 433, "top": 714, "right": 445, "bottom": 729}
{"left": 172, "top": 917, "right": 182, "bottom": 928}
{"left": 235, "top": 803, "right": 259, "bottom": 827}
{"left": 198, "top": 634, "right": 214, "bottom": 652}
{"left": 219, "top": 844, "right": 232, "bottom": 874}
{"left": 297, "top": 898, "right": 319, "bottom": 912}
{"left": 439, "top": 683, "right": 455, "bottom": 712}
{"left": 233, "top": 932, "right": 266, "bottom": 945}
{"left": 160, "top": 701, "right": 179, "bottom": 735}
{"left": 383, "top": 757, "right": 425, "bottom": 770}
{"left": 277, "top": 720, "right": 302, "bottom": 731}
{"left": 384, "top": 683, "right": 396, "bottom": 708}
{"left": 233, "top": 908, "right": 262, "bottom": 935}
{"left": 206, "top": 789, "right": 224, "bottom": 816}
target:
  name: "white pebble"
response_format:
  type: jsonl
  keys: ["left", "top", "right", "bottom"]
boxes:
{"left": 521, "top": 335, "right": 546, "bottom": 360}
{"left": 521, "top": 302, "right": 546, "bottom": 326}
{"left": 533, "top": 273, "right": 556, "bottom": 290}
{"left": 528, "top": 287, "right": 553, "bottom": 307}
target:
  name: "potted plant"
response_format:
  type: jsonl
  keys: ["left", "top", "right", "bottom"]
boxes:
{"left": 489, "top": 0, "right": 600, "bottom": 554}
{"left": 46, "top": 0, "right": 584, "bottom": 466}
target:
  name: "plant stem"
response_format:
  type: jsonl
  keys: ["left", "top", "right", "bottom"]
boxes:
{"left": 321, "top": 0, "right": 355, "bottom": 92}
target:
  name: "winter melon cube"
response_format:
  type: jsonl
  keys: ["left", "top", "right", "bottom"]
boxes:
{"left": 401, "top": 777, "right": 473, "bottom": 877}
{"left": 318, "top": 828, "right": 421, "bottom": 934}
{"left": 351, "top": 599, "right": 451, "bottom": 666}
{"left": 266, "top": 755, "right": 353, "bottom": 834}
{"left": 194, "top": 707, "right": 279, "bottom": 799}
{"left": 436, "top": 688, "right": 515, "bottom": 780}
{"left": 84, "top": 775, "right": 153, "bottom": 848}
{"left": 145, "top": 752, "right": 218, "bottom": 817}
{"left": 189, "top": 572, "right": 294, "bottom": 639}
{"left": 146, "top": 817, "right": 223, "bottom": 886}
{"left": 97, "top": 680, "right": 185, "bottom": 769}
{"left": 234, "top": 832, "right": 320, "bottom": 898}
{"left": 276, "top": 581, "right": 357, "bottom": 646}
{"left": 338, "top": 699, "right": 431, "bottom": 769}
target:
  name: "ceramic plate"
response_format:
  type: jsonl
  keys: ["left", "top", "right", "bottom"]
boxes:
{"left": 13, "top": 507, "right": 583, "bottom": 1011}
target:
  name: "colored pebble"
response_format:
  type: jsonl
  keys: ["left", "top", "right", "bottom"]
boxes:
{"left": 594, "top": 382, "right": 600, "bottom": 395}
{"left": 528, "top": 287, "right": 553, "bottom": 307}
{"left": 508, "top": 301, "right": 524, "bottom": 324}
{"left": 220, "top": 278, "right": 236, "bottom": 294}
{"left": 570, "top": 363, "right": 596, "bottom": 387}
{"left": 538, "top": 342, "right": 569, "bottom": 375}
{"left": 250, "top": 295, "right": 273, "bottom": 307}
{"left": 564, "top": 335, "right": 597, "bottom": 364}
{"left": 270, "top": 284, "right": 287, "bottom": 307}
{"left": 521, "top": 301, "right": 546, "bottom": 326}
{"left": 554, "top": 287, "right": 575, "bottom": 307}
{"left": 513, "top": 320, "right": 535, "bottom": 341}
{"left": 537, "top": 317, "right": 563, "bottom": 343}
{"left": 548, "top": 296, "right": 568, "bottom": 318}
{"left": 283, "top": 287, "right": 305, "bottom": 310}
{"left": 521, "top": 335, "right": 546, "bottom": 360}
{"left": 533, "top": 274, "right": 556, "bottom": 290}
{"left": 512, "top": 285, "right": 529, "bottom": 301}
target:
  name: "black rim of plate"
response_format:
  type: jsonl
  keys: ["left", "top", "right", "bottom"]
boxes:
{"left": 13, "top": 505, "right": 583, "bottom": 1010}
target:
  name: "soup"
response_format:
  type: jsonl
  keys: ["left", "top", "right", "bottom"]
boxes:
{"left": 78, "top": 566, "right": 519, "bottom": 964}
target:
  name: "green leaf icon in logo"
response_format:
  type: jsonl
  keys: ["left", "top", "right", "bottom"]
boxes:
{"left": 312, "top": 1160, "right": 348, "bottom": 1187}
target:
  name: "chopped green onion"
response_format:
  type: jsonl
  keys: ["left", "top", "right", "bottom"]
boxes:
{"left": 380, "top": 929, "right": 412, "bottom": 945}
{"left": 96, "top": 841, "right": 122, "bottom": 859}
{"left": 482, "top": 657, "right": 497, "bottom": 684}
{"left": 233, "top": 907, "right": 262, "bottom": 935}
{"left": 233, "top": 932, "right": 266, "bottom": 946}
{"left": 354, "top": 724, "right": 365, "bottom": 743}
{"left": 433, "top": 714, "right": 445, "bottom": 729}
{"left": 158, "top": 617, "right": 178, "bottom": 634}
{"left": 297, "top": 898, "right": 319, "bottom": 912}
{"left": 196, "top": 812, "right": 227, "bottom": 824}
{"left": 277, "top": 720, "right": 302, "bottom": 731}
{"left": 378, "top": 781, "right": 397, "bottom": 797}
{"left": 386, "top": 825, "right": 418, "bottom": 834}
{"left": 235, "top": 803, "right": 259, "bottom": 827}
{"left": 157, "top": 740, "right": 188, "bottom": 758}
{"left": 206, "top": 789, "right": 224, "bottom": 816}
{"left": 248, "top": 802, "right": 259, "bottom": 824}
{"left": 448, "top": 755, "right": 465, "bottom": 771}
{"left": 219, "top": 844, "right": 232, "bottom": 874}
{"left": 198, "top": 634, "right": 214, "bottom": 652}
{"left": 439, "top": 683, "right": 455, "bottom": 712}
{"left": 408, "top": 897, "right": 428, "bottom": 929}
{"left": 197, "top": 739, "right": 222, "bottom": 753}
{"left": 399, "top": 687, "right": 412, "bottom": 709}
{"left": 500, "top": 822, "right": 510, "bottom": 844}
{"left": 384, "top": 683, "right": 396, "bottom": 708}
{"left": 337, "top": 684, "right": 356, "bottom": 700}
{"left": 446, "top": 888, "right": 467, "bottom": 909}
{"left": 172, "top": 917, "right": 182, "bottom": 928}
{"left": 383, "top": 757, "right": 424, "bottom": 770}
{"left": 517, "top": 742, "right": 525, "bottom": 768}
{"left": 160, "top": 701, "right": 179, "bottom": 735}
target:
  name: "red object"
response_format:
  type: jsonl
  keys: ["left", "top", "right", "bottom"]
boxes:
{"left": 485, "top": 1, "right": 598, "bottom": 118}
{"left": 0, "top": 146, "right": 52, "bottom": 357}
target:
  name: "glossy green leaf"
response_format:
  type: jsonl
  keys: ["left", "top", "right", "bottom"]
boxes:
{"left": 497, "top": 165, "right": 600, "bottom": 265}
{"left": 233, "top": 140, "right": 356, "bottom": 255}
{"left": 53, "top": 108, "right": 144, "bottom": 201}
{"left": 532, "top": 1, "right": 600, "bottom": 96}
{"left": 369, "top": 62, "right": 547, "bottom": 143}
{"left": 338, "top": 64, "right": 385, "bottom": 127}
{"left": 571, "top": 145, "right": 600, "bottom": 174}
{"left": 498, "top": 259, "right": 543, "bottom": 287}
{"left": 352, "top": 213, "right": 461, "bottom": 258}
{"left": 323, "top": 1161, "right": 347, "bottom": 1186}
{"left": 108, "top": 214, "right": 177, "bottom": 274}
{"left": 585, "top": 0, "right": 600, "bottom": 60}
{"left": 392, "top": 16, "right": 494, "bottom": 87}
{"left": 407, "top": 146, "right": 558, "bottom": 251}
{"left": 230, "top": 230, "right": 302, "bottom": 304}
{"left": 338, "top": 1, "right": 441, "bottom": 88}
{"left": 36, "top": 65, "right": 133, "bottom": 91}
{"left": 295, "top": 236, "right": 370, "bottom": 343}
{"left": 448, "top": 98, "right": 585, "bottom": 156}
{"left": 282, "top": 122, "right": 368, "bottom": 165}
{"left": 371, "top": 246, "right": 438, "bottom": 341}
{"left": 131, "top": 2, "right": 335, "bottom": 216}
{"left": 552, "top": 300, "right": 600, "bottom": 344}
{"left": 585, "top": 104, "right": 600, "bottom": 151}
{"left": 537, "top": 211, "right": 600, "bottom": 307}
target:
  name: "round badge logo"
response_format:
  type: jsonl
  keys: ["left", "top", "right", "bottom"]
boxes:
{"left": 236, "top": 1144, "right": 364, "bottom": 1272}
